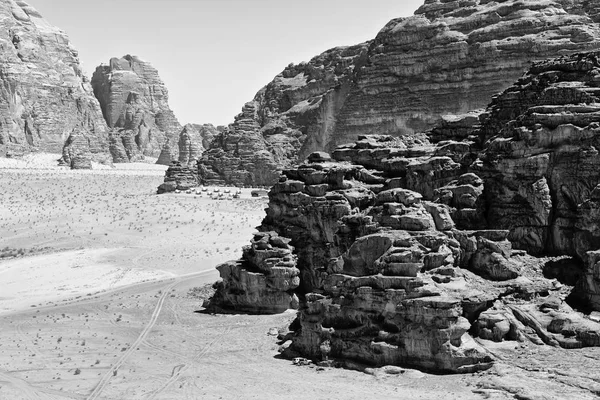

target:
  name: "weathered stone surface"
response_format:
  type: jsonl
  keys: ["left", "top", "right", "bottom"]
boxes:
{"left": 470, "top": 237, "right": 520, "bottom": 281}
{"left": 474, "top": 298, "right": 600, "bottom": 347}
{"left": 339, "top": 0, "right": 600, "bottom": 139}
{"left": 0, "top": 0, "right": 110, "bottom": 166}
{"left": 210, "top": 118, "right": 600, "bottom": 371}
{"left": 576, "top": 250, "right": 600, "bottom": 311}
{"left": 92, "top": 55, "right": 181, "bottom": 163}
{"left": 197, "top": 0, "right": 600, "bottom": 186}
{"left": 575, "top": 185, "right": 600, "bottom": 260}
{"left": 209, "top": 146, "right": 540, "bottom": 372}
{"left": 157, "top": 161, "right": 197, "bottom": 194}
{"left": 61, "top": 131, "right": 93, "bottom": 169}
{"left": 198, "top": 102, "right": 284, "bottom": 186}
{"left": 174, "top": 123, "right": 219, "bottom": 168}
{"left": 476, "top": 52, "right": 600, "bottom": 256}
{"left": 209, "top": 232, "right": 300, "bottom": 313}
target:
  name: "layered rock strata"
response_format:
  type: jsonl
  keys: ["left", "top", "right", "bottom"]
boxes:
{"left": 209, "top": 232, "right": 300, "bottom": 313}
{"left": 92, "top": 55, "right": 181, "bottom": 162}
{"left": 157, "top": 161, "right": 198, "bottom": 194}
{"left": 197, "top": 0, "right": 600, "bottom": 186}
{"left": 338, "top": 0, "right": 600, "bottom": 139}
{"left": 211, "top": 137, "right": 600, "bottom": 372}
{"left": 476, "top": 52, "right": 600, "bottom": 256}
{"left": 0, "top": 0, "right": 110, "bottom": 165}
{"left": 175, "top": 124, "right": 219, "bottom": 168}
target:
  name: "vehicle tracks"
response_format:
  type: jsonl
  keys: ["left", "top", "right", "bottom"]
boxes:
{"left": 85, "top": 281, "right": 177, "bottom": 400}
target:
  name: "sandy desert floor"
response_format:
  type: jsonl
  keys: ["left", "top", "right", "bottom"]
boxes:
{"left": 1, "top": 156, "right": 600, "bottom": 399}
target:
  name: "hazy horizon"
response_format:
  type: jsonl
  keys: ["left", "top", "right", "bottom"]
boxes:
{"left": 31, "top": 0, "right": 424, "bottom": 126}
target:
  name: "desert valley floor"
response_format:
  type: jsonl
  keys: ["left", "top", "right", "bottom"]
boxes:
{"left": 1, "top": 156, "right": 600, "bottom": 400}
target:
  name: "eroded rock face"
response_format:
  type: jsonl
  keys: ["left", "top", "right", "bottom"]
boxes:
{"left": 197, "top": 0, "right": 600, "bottom": 186}
{"left": 198, "top": 102, "right": 289, "bottom": 186}
{"left": 477, "top": 52, "right": 600, "bottom": 256}
{"left": 92, "top": 55, "right": 181, "bottom": 162}
{"left": 344, "top": 0, "right": 600, "bottom": 137}
{"left": 198, "top": 44, "right": 369, "bottom": 186}
{"left": 211, "top": 126, "right": 600, "bottom": 371}
{"left": 157, "top": 123, "right": 220, "bottom": 167}
{"left": 209, "top": 232, "right": 300, "bottom": 313}
{"left": 0, "top": 0, "right": 110, "bottom": 166}
{"left": 181, "top": 124, "right": 218, "bottom": 167}
{"left": 577, "top": 251, "right": 600, "bottom": 311}
{"left": 157, "top": 161, "right": 198, "bottom": 194}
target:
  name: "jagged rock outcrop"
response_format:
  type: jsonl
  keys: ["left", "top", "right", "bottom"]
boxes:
{"left": 198, "top": 102, "right": 291, "bottom": 186}
{"left": 0, "top": 0, "right": 110, "bottom": 166}
{"left": 157, "top": 161, "right": 198, "bottom": 194}
{"left": 211, "top": 136, "right": 600, "bottom": 372}
{"left": 209, "top": 80, "right": 600, "bottom": 370}
{"left": 197, "top": 0, "right": 600, "bottom": 186}
{"left": 60, "top": 131, "right": 92, "bottom": 169}
{"left": 476, "top": 52, "right": 600, "bottom": 256}
{"left": 92, "top": 55, "right": 181, "bottom": 163}
{"left": 209, "top": 232, "right": 300, "bottom": 313}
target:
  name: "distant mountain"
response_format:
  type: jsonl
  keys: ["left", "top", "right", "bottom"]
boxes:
{"left": 91, "top": 55, "right": 182, "bottom": 164}
{"left": 0, "top": 0, "right": 110, "bottom": 168}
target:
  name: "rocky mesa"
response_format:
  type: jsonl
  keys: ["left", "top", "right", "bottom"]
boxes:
{"left": 197, "top": 0, "right": 600, "bottom": 187}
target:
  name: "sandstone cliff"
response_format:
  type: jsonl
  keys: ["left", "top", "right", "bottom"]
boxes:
{"left": 210, "top": 140, "right": 600, "bottom": 372}
{"left": 475, "top": 52, "right": 600, "bottom": 257}
{"left": 0, "top": 0, "right": 110, "bottom": 167}
{"left": 197, "top": 0, "right": 600, "bottom": 186}
{"left": 158, "top": 123, "right": 220, "bottom": 168}
{"left": 198, "top": 44, "right": 369, "bottom": 186}
{"left": 91, "top": 55, "right": 181, "bottom": 163}
{"left": 209, "top": 51, "right": 600, "bottom": 372}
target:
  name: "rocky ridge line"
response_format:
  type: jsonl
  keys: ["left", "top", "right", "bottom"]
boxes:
{"left": 195, "top": 0, "right": 600, "bottom": 187}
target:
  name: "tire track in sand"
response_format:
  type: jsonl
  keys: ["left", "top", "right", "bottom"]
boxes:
{"left": 143, "top": 319, "right": 232, "bottom": 399}
{"left": 85, "top": 280, "right": 177, "bottom": 400}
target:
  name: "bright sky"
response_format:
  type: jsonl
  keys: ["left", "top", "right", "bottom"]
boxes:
{"left": 31, "top": 0, "right": 424, "bottom": 126}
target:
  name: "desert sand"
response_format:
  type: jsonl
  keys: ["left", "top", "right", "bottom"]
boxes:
{"left": 1, "top": 155, "right": 600, "bottom": 400}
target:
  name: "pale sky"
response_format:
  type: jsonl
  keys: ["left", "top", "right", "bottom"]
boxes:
{"left": 31, "top": 0, "right": 424, "bottom": 126}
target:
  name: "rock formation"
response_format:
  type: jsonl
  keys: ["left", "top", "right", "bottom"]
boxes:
{"left": 197, "top": 0, "right": 600, "bottom": 186}
{"left": 91, "top": 55, "right": 181, "bottom": 163}
{"left": 211, "top": 140, "right": 600, "bottom": 372}
{"left": 0, "top": 0, "right": 110, "bottom": 166}
{"left": 210, "top": 231, "right": 300, "bottom": 313}
{"left": 210, "top": 50, "right": 600, "bottom": 372}
{"left": 476, "top": 52, "right": 600, "bottom": 257}
{"left": 158, "top": 123, "right": 219, "bottom": 168}
{"left": 157, "top": 161, "right": 198, "bottom": 194}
